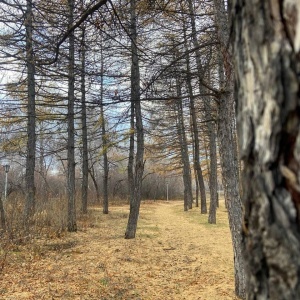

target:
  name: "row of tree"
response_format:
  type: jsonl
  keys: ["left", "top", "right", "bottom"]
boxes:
{"left": 1, "top": 0, "right": 299, "bottom": 298}
{"left": 0, "top": 0, "right": 225, "bottom": 232}
{"left": 1, "top": 0, "right": 241, "bottom": 294}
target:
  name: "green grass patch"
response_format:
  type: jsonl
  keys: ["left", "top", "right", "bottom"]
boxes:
{"left": 100, "top": 277, "right": 110, "bottom": 286}
{"left": 171, "top": 200, "right": 229, "bottom": 228}
{"left": 137, "top": 212, "right": 161, "bottom": 238}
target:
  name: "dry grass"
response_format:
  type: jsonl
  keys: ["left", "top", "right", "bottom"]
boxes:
{"left": 0, "top": 199, "right": 240, "bottom": 300}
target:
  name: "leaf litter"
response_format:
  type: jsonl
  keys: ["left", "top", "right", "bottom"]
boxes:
{"left": 0, "top": 200, "right": 240, "bottom": 299}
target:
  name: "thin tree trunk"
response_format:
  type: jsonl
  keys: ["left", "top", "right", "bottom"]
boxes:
{"left": 186, "top": 0, "right": 217, "bottom": 215}
{"left": 67, "top": 0, "right": 77, "bottom": 232}
{"left": 81, "top": 25, "right": 88, "bottom": 214}
{"left": 0, "top": 196, "right": 6, "bottom": 231}
{"left": 189, "top": 93, "right": 206, "bottom": 212}
{"left": 204, "top": 137, "right": 210, "bottom": 177}
{"left": 195, "top": 176, "right": 199, "bottom": 207}
{"left": 88, "top": 167, "right": 100, "bottom": 203}
{"left": 100, "top": 43, "right": 109, "bottom": 214}
{"left": 38, "top": 126, "right": 49, "bottom": 201}
{"left": 191, "top": 127, "right": 199, "bottom": 207}
{"left": 233, "top": 1, "right": 300, "bottom": 298}
{"left": 208, "top": 121, "right": 218, "bottom": 224}
{"left": 206, "top": 69, "right": 218, "bottom": 223}
{"left": 125, "top": 0, "right": 144, "bottom": 239}
{"left": 184, "top": 27, "right": 207, "bottom": 213}
{"left": 127, "top": 102, "right": 134, "bottom": 205}
{"left": 176, "top": 82, "right": 193, "bottom": 211}
{"left": 24, "top": 0, "right": 36, "bottom": 223}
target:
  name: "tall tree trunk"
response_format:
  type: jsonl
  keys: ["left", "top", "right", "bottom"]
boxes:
{"left": 218, "top": 97, "right": 245, "bottom": 296}
{"left": 184, "top": 26, "right": 207, "bottom": 213}
{"left": 81, "top": 25, "right": 88, "bottom": 214}
{"left": 100, "top": 43, "right": 109, "bottom": 214}
{"left": 127, "top": 102, "right": 134, "bottom": 205}
{"left": 67, "top": 0, "right": 77, "bottom": 232}
{"left": 24, "top": 0, "right": 36, "bottom": 223}
{"left": 214, "top": 0, "right": 245, "bottom": 297}
{"left": 205, "top": 114, "right": 218, "bottom": 222}
{"left": 233, "top": 1, "right": 300, "bottom": 298}
{"left": 176, "top": 83, "right": 193, "bottom": 211}
{"left": 191, "top": 128, "right": 199, "bottom": 207}
{"left": 186, "top": 0, "right": 217, "bottom": 215}
{"left": 125, "top": 0, "right": 144, "bottom": 239}
{"left": 206, "top": 69, "right": 218, "bottom": 223}
{"left": 208, "top": 120, "right": 218, "bottom": 224}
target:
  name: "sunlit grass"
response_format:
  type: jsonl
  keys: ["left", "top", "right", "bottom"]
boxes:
{"left": 171, "top": 197, "right": 229, "bottom": 228}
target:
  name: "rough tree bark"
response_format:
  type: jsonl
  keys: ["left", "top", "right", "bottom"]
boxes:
{"left": 213, "top": 0, "right": 246, "bottom": 297}
{"left": 24, "top": 0, "right": 36, "bottom": 222}
{"left": 67, "top": 0, "right": 77, "bottom": 232}
{"left": 232, "top": 0, "right": 300, "bottom": 298}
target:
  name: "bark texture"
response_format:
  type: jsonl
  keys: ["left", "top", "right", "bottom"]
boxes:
{"left": 67, "top": 0, "right": 77, "bottom": 232}
{"left": 218, "top": 95, "right": 245, "bottom": 298}
{"left": 232, "top": 0, "right": 300, "bottom": 298}
{"left": 24, "top": 0, "right": 36, "bottom": 222}
{"left": 214, "top": 0, "right": 246, "bottom": 297}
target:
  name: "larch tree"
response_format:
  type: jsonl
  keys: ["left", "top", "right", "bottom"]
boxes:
{"left": 99, "top": 36, "right": 109, "bottom": 215}
{"left": 213, "top": 0, "right": 246, "bottom": 297}
{"left": 24, "top": 0, "right": 37, "bottom": 223}
{"left": 80, "top": 23, "right": 88, "bottom": 214}
{"left": 67, "top": 0, "right": 77, "bottom": 232}
{"left": 183, "top": 13, "right": 207, "bottom": 214}
{"left": 187, "top": 0, "right": 218, "bottom": 220}
{"left": 125, "top": 0, "right": 145, "bottom": 239}
{"left": 232, "top": 0, "right": 300, "bottom": 298}
{"left": 176, "top": 91, "right": 193, "bottom": 211}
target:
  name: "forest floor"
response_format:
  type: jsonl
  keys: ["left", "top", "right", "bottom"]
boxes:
{"left": 0, "top": 200, "right": 240, "bottom": 300}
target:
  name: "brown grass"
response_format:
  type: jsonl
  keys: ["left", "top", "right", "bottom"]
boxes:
{"left": 0, "top": 200, "right": 240, "bottom": 300}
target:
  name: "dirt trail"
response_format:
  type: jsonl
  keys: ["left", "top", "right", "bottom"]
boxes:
{"left": 0, "top": 201, "right": 239, "bottom": 300}
{"left": 147, "top": 202, "right": 238, "bottom": 300}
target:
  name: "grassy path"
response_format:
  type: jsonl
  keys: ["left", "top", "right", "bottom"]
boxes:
{"left": 0, "top": 200, "right": 239, "bottom": 299}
